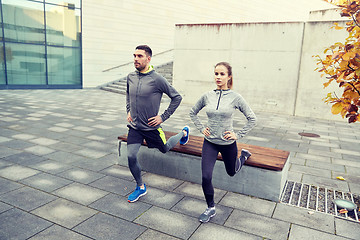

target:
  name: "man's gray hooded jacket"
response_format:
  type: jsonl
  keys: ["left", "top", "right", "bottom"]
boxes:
{"left": 126, "top": 69, "right": 182, "bottom": 131}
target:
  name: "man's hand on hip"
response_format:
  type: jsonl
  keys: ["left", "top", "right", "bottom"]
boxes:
{"left": 148, "top": 115, "right": 163, "bottom": 126}
{"left": 127, "top": 112, "right": 133, "bottom": 123}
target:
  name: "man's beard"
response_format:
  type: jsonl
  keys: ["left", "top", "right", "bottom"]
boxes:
{"left": 135, "top": 63, "right": 146, "bottom": 71}
{"left": 136, "top": 66, "right": 146, "bottom": 71}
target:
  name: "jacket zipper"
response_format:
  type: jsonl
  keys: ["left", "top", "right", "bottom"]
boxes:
{"left": 136, "top": 72, "right": 141, "bottom": 117}
{"left": 216, "top": 90, "right": 222, "bottom": 110}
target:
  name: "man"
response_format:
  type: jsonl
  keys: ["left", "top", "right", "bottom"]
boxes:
{"left": 126, "top": 45, "right": 189, "bottom": 203}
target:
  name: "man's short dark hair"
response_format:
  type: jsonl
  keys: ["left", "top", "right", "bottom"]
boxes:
{"left": 135, "top": 45, "right": 152, "bottom": 57}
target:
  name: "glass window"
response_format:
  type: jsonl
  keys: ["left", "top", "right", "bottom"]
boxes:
{"left": 0, "top": 44, "right": 6, "bottom": 85}
{"left": 45, "top": 4, "right": 81, "bottom": 47}
{"left": 5, "top": 42, "right": 46, "bottom": 85}
{"left": 47, "top": 46, "right": 81, "bottom": 85}
{"left": 45, "top": 0, "right": 80, "bottom": 9}
{"left": 2, "top": 0, "right": 45, "bottom": 44}
{"left": 0, "top": 0, "right": 82, "bottom": 89}
{"left": 0, "top": 4, "right": 3, "bottom": 40}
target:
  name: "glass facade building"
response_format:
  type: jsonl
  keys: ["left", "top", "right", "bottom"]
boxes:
{"left": 0, "top": 0, "right": 82, "bottom": 89}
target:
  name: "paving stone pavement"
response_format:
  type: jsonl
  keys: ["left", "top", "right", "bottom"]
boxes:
{"left": 0, "top": 89, "right": 359, "bottom": 240}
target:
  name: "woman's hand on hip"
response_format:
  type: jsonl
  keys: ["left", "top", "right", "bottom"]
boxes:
{"left": 223, "top": 131, "right": 237, "bottom": 140}
{"left": 202, "top": 127, "right": 210, "bottom": 137}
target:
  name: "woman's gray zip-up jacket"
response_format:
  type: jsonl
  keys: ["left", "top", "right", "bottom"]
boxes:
{"left": 126, "top": 69, "right": 182, "bottom": 131}
{"left": 189, "top": 89, "right": 257, "bottom": 145}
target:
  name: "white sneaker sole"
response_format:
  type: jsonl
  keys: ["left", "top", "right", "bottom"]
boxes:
{"left": 199, "top": 212, "right": 216, "bottom": 223}
{"left": 128, "top": 191, "right": 147, "bottom": 203}
{"left": 180, "top": 126, "right": 190, "bottom": 145}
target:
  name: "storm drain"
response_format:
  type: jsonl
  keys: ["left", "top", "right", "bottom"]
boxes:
{"left": 280, "top": 181, "right": 360, "bottom": 223}
{"left": 298, "top": 132, "right": 320, "bottom": 138}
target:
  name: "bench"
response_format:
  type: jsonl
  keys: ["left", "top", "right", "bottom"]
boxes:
{"left": 117, "top": 131, "right": 290, "bottom": 202}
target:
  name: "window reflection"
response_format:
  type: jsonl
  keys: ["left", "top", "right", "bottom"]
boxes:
{"left": 0, "top": 7, "right": 4, "bottom": 85}
{"left": 45, "top": 0, "right": 80, "bottom": 9}
{"left": 2, "top": 0, "right": 45, "bottom": 44}
{"left": 47, "top": 46, "right": 81, "bottom": 85}
{"left": 0, "top": 43, "right": 5, "bottom": 85}
{"left": 0, "top": 0, "right": 82, "bottom": 88}
{"left": 5, "top": 43, "right": 46, "bottom": 85}
{"left": 0, "top": 6, "right": 2, "bottom": 40}
{"left": 45, "top": 5, "right": 81, "bottom": 47}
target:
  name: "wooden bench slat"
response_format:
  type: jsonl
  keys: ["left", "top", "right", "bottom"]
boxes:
{"left": 118, "top": 131, "right": 289, "bottom": 171}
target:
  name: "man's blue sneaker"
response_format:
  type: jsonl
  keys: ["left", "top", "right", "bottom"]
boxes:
{"left": 180, "top": 126, "right": 190, "bottom": 145}
{"left": 128, "top": 184, "right": 147, "bottom": 203}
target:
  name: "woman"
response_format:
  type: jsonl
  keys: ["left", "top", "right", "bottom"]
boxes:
{"left": 189, "top": 62, "right": 257, "bottom": 223}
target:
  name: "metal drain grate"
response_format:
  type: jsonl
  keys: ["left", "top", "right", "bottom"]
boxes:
{"left": 280, "top": 181, "right": 360, "bottom": 223}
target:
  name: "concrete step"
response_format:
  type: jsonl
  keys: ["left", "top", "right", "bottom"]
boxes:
{"left": 111, "top": 83, "right": 126, "bottom": 89}
{"left": 112, "top": 81, "right": 126, "bottom": 86}
{"left": 102, "top": 61, "right": 173, "bottom": 95}
{"left": 101, "top": 86, "right": 126, "bottom": 94}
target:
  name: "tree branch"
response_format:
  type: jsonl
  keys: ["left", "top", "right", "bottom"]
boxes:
{"left": 348, "top": 62, "right": 355, "bottom": 71}
{"left": 348, "top": 81, "right": 360, "bottom": 96}
{"left": 350, "top": 13, "right": 360, "bottom": 27}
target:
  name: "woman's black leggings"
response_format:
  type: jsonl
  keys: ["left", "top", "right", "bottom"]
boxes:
{"left": 201, "top": 139, "right": 238, "bottom": 208}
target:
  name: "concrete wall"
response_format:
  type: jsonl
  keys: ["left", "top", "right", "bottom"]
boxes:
{"left": 173, "top": 22, "right": 305, "bottom": 115}
{"left": 172, "top": 20, "right": 349, "bottom": 120}
{"left": 309, "top": 8, "right": 343, "bottom": 21}
{"left": 81, "top": 0, "right": 334, "bottom": 88}
{"left": 295, "top": 20, "right": 348, "bottom": 119}
{"left": 81, "top": 0, "right": 247, "bottom": 88}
